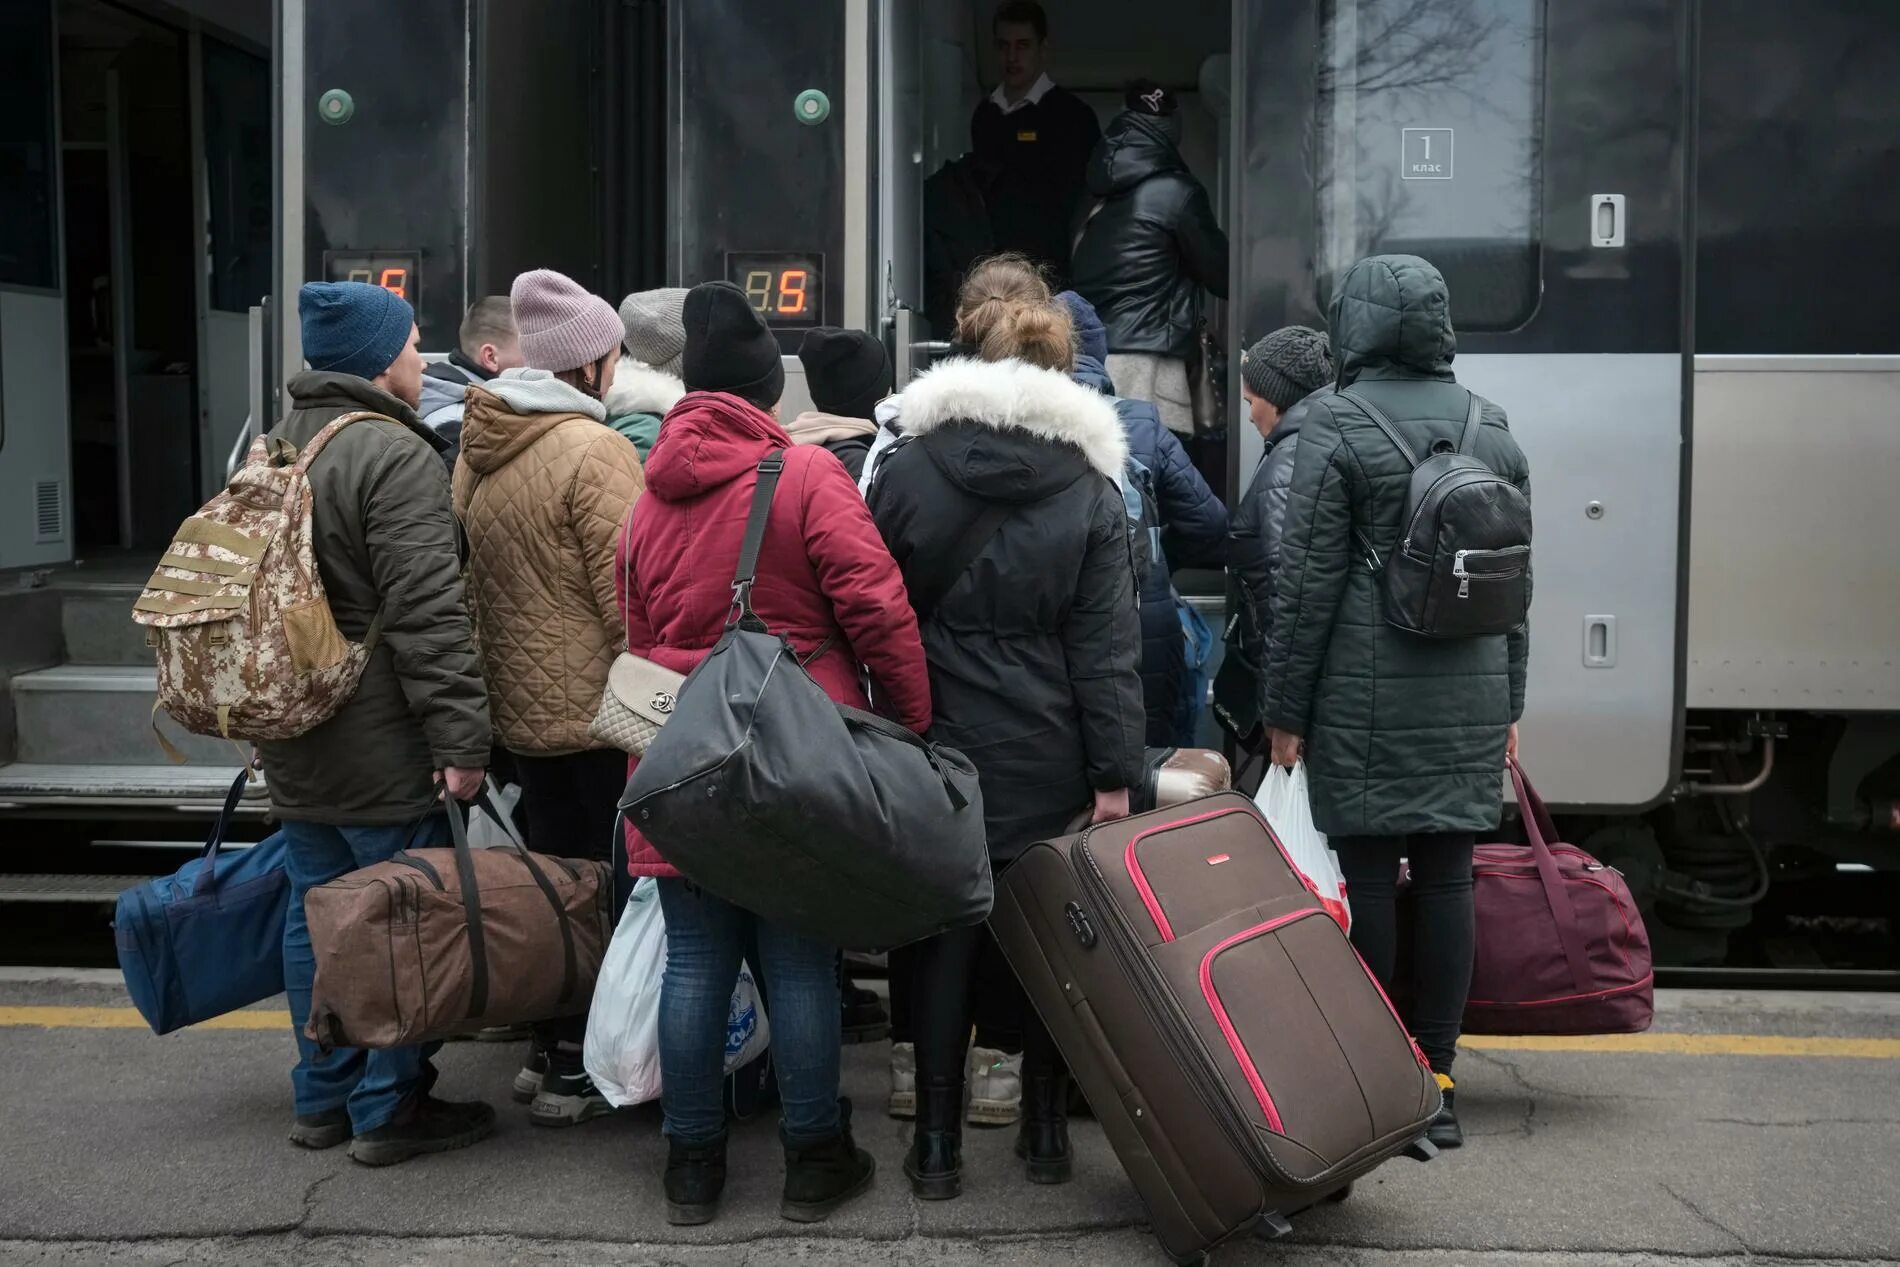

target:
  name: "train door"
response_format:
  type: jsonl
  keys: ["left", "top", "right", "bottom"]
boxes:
{"left": 1235, "top": 0, "right": 1689, "bottom": 810}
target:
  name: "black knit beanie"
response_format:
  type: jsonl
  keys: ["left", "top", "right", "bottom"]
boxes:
{"left": 1242, "top": 326, "right": 1334, "bottom": 412}
{"left": 798, "top": 327, "right": 891, "bottom": 421}
{"left": 682, "top": 281, "right": 785, "bottom": 411}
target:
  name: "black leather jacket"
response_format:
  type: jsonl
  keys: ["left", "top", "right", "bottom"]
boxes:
{"left": 1070, "top": 112, "right": 1229, "bottom": 360}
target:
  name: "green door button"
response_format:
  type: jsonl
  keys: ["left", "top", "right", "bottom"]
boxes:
{"left": 793, "top": 89, "right": 831, "bottom": 126}
{"left": 317, "top": 89, "right": 355, "bottom": 125}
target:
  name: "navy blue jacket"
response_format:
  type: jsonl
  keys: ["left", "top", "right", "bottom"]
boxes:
{"left": 1074, "top": 354, "right": 1227, "bottom": 744}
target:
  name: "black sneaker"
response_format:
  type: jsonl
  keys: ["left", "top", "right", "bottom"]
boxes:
{"left": 1427, "top": 1086, "right": 1465, "bottom": 1150}
{"left": 347, "top": 1095, "right": 496, "bottom": 1167}
{"left": 288, "top": 1106, "right": 351, "bottom": 1151}
{"left": 531, "top": 1067, "right": 614, "bottom": 1127}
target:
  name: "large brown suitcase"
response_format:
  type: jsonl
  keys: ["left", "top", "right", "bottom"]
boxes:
{"left": 992, "top": 792, "right": 1440, "bottom": 1264}
{"left": 304, "top": 796, "right": 612, "bottom": 1049}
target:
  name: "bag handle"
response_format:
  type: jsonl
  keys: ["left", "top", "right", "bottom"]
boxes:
{"left": 834, "top": 704, "right": 971, "bottom": 811}
{"left": 616, "top": 501, "right": 637, "bottom": 642}
{"left": 442, "top": 791, "right": 582, "bottom": 1017}
{"left": 188, "top": 767, "right": 256, "bottom": 897}
{"left": 726, "top": 453, "right": 787, "bottom": 633}
{"left": 1508, "top": 757, "right": 1594, "bottom": 999}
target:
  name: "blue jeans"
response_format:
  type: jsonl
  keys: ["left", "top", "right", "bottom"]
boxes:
{"left": 281, "top": 814, "right": 447, "bottom": 1133}
{"left": 656, "top": 879, "right": 841, "bottom": 1146}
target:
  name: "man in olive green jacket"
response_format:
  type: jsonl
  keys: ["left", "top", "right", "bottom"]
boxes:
{"left": 262, "top": 281, "right": 494, "bottom": 1167}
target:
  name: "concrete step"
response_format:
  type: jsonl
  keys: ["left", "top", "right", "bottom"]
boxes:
{"left": 58, "top": 583, "right": 152, "bottom": 667}
{"left": 11, "top": 666, "right": 237, "bottom": 767}
{"left": 0, "top": 874, "right": 149, "bottom": 903}
{"left": 0, "top": 763, "right": 268, "bottom": 811}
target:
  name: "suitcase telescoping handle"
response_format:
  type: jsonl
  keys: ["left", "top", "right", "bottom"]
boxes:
{"left": 1507, "top": 757, "right": 1594, "bottom": 998}
{"left": 442, "top": 791, "right": 581, "bottom": 1019}
{"left": 189, "top": 767, "right": 256, "bottom": 898}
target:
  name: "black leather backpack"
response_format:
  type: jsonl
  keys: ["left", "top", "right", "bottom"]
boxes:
{"left": 1343, "top": 388, "right": 1532, "bottom": 639}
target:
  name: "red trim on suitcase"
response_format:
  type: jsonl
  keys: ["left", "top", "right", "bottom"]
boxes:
{"left": 1199, "top": 911, "right": 1320, "bottom": 1134}
{"left": 1124, "top": 805, "right": 1280, "bottom": 942}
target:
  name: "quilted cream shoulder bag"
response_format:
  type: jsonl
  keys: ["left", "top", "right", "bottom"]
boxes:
{"left": 589, "top": 507, "right": 685, "bottom": 756}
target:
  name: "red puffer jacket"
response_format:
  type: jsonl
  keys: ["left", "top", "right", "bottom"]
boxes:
{"left": 616, "top": 391, "right": 933, "bottom": 878}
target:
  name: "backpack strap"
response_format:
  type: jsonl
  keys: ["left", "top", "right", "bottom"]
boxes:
{"left": 727, "top": 452, "right": 787, "bottom": 632}
{"left": 1455, "top": 389, "right": 1484, "bottom": 455}
{"left": 1336, "top": 389, "right": 1418, "bottom": 469}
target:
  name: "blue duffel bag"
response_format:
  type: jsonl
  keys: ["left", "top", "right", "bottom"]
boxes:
{"left": 115, "top": 769, "right": 287, "bottom": 1034}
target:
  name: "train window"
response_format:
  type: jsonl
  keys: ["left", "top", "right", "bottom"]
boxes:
{"left": 203, "top": 38, "right": 271, "bottom": 314}
{"left": 1311, "top": 0, "right": 1545, "bottom": 333}
{"left": 0, "top": 0, "right": 58, "bottom": 291}
{"left": 1696, "top": 2, "right": 1900, "bottom": 355}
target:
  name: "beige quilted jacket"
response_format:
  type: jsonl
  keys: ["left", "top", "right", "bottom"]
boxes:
{"left": 453, "top": 373, "right": 645, "bottom": 754}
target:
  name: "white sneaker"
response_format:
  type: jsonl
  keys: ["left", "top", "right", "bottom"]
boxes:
{"left": 966, "top": 1045, "right": 1023, "bottom": 1126}
{"left": 887, "top": 1041, "right": 916, "bottom": 1119}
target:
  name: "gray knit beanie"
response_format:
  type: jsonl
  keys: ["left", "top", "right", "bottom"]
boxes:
{"left": 1242, "top": 326, "right": 1334, "bottom": 411}
{"left": 510, "top": 269, "right": 623, "bottom": 374}
{"left": 618, "top": 287, "right": 689, "bottom": 376}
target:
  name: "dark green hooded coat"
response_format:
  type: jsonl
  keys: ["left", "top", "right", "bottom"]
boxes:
{"left": 1262, "top": 255, "right": 1531, "bottom": 837}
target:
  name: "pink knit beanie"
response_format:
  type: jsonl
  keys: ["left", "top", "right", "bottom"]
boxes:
{"left": 509, "top": 269, "right": 624, "bottom": 373}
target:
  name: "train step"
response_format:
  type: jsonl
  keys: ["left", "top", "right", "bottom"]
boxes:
{"left": 54, "top": 582, "right": 150, "bottom": 667}
{"left": 0, "top": 763, "right": 266, "bottom": 812}
{"left": 11, "top": 666, "right": 236, "bottom": 767}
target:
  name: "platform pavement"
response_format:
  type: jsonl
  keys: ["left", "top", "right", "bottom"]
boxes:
{"left": 0, "top": 977, "right": 1895, "bottom": 1266}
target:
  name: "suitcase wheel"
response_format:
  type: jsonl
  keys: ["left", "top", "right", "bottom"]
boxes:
{"left": 1403, "top": 1135, "right": 1441, "bottom": 1163}
{"left": 1252, "top": 1210, "right": 1295, "bottom": 1241}
{"left": 1327, "top": 1182, "right": 1354, "bottom": 1203}
{"left": 1167, "top": 1252, "right": 1210, "bottom": 1267}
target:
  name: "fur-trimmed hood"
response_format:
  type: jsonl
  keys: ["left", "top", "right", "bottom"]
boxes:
{"left": 895, "top": 356, "right": 1128, "bottom": 483}
{"left": 603, "top": 356, "right": 687, "bottom": 420}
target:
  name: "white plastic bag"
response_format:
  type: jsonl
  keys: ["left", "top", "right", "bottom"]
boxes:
{"left": 584, "top": 879, "right": 772, "bottom": 1108}
{"left": 467, "top": 780, "right": 523, "bottom": 849}
{"left": 1253, "top": 762, "right": 1351, "bottom": 933}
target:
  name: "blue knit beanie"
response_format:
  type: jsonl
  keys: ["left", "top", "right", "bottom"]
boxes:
{"left": 1056, "top": 290, "right": 1108, "bottom": 364}
{"left": 298, "top": 281, "right": 415, "bottom": 380}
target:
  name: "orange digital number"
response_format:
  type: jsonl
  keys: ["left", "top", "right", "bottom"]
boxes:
{"left": 776, "top": 268, "right": 809, "bottom": 316}
{"left": 377, "top": 267, "right": 409, "bottom": 300}
{"left": 743, "top": 270, "right": 773, "bottom": 313}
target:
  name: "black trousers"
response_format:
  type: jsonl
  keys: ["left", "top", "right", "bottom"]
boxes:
{"left": 511, "top": 747, "right": 626, "bottom": 1051}
{"left": 892, "top": 923, "right": 1062, "bottom": 1093}
{"left": 1333, "top": 832, "right": 1475, "bottom": 1076}
{"left": 890, "top": 927, "right": 1023, "bottom": 1053}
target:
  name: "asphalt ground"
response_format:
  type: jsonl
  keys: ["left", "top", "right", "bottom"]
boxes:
{"left": 0, "top": 975, "right": 1895, "bottom": 1266}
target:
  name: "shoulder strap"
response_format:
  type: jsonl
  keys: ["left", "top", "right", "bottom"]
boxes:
{"left": 727, "top": 452, "right": 786, "bottom": 631}
{"left": 1455, "top": 389, "right": 1484, "bottom": 455}
{"left": 908, "top": 501, "right": 1012, "bottom": 621}
{"left": 1336, "top": 389, "right": 1418, "bottom": 469}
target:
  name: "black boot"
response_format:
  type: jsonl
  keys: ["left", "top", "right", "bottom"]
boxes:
{"left": 839, "top": 955, "right": 891, "bottom": 1044}
{"left": 781, "top": 1099, "right": 876, "bottom": 1223}
{"left": 1014, "top": 1070, "right": 1073, "bottom": 1184}
{"left": 664, "top": 1134, "right": 729, "bottom": 1226}
{"left": 904, "top": 1078, "right": 965, "bottom": 1200}
{"left": 1427, "top": 1079, "right": 1464, "bottom": 1150}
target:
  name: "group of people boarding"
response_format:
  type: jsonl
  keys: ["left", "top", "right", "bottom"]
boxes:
{"left": 260, "top": 239, "right": 1528, "bottom": 1222}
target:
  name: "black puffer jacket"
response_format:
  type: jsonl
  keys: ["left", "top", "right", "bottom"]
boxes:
{"left": 1074, "top": 353, "right": 1227, "bottom": 744}
{"left": 1227, "top": 389, "right": 1322, "bottom": 678}
{"left": 1070, "top": 112, "right": 1229, "bottom": 359}
{"left": 871, "top": 356, "right": 1147, "bottom": 859}
{"left": 1263, "top": 255, "right": 1531, "bottom": 837}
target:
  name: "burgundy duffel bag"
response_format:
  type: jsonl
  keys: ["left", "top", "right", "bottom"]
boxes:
{"left": 1462, "top": 759, "right": 1654, "bottom": 1035}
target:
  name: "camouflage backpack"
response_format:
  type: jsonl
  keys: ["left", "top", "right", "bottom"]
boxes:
{"left": 133, "top": 412, "right": 391, "bottom": 755}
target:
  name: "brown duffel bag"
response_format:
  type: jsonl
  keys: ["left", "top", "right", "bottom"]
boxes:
{"left": 304, "top": 793, "right": 612, "bottom": 1050}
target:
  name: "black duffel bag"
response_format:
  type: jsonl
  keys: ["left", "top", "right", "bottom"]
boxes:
{"left": 618, "top": 451, "right": 991, "bottom": 950}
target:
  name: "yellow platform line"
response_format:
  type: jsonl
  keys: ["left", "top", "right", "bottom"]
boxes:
{"left": 0, "top": 1006, "right": 1897, "bottom": 1058}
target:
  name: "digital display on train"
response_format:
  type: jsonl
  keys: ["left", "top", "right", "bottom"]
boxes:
{"left": 322, "top": 250, "right": 421, "bottom": 306}
{"left": 725, "top": 252, "right": 823, "bottom": 327}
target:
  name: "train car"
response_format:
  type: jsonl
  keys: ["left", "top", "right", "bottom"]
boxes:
{"left": 1, "top": 0, "right": 1896, "bottom": 972}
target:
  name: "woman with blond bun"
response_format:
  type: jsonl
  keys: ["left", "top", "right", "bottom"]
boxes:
{"left": 869, "top": 254, "right": 1146, "bottom": 1201}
